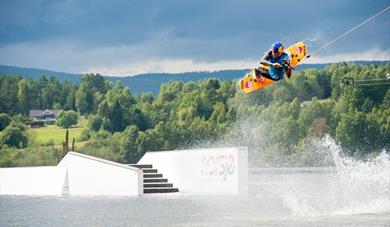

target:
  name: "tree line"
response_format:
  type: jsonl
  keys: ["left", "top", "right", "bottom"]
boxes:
{"left": 0, "top": 62, "right": 389, "bottom": 166}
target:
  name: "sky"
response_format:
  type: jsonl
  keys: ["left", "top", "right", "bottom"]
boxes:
{"left": 0, "top": 0, "right": 389, "bottom": 76}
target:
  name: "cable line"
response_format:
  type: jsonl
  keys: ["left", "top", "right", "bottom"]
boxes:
{"left": 307, "top": 6, "right": 390, "bottom": 58}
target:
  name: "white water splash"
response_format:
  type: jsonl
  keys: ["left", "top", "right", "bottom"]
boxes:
{"left": 262, "top": 135, "right": 390, "bottom": 217}
{"left": 324, "top": 135, "right": 390, "bottom": 215}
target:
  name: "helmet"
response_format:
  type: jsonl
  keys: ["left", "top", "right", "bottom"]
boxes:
{"left": 272, "top": 42, "right": 284, "bottom": 53}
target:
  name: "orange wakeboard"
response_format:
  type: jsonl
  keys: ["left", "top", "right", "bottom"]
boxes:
{"left": 240, "top": 42, "right": 307, "bottom": 94}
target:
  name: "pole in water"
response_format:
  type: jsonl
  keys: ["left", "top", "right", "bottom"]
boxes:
{"left": 341, "top": 74, "right": 390, "bottom": 87}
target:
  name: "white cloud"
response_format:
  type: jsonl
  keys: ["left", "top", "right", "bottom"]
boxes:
{"left": 1, "top": 40, "right": 389, "bottom": 77}
{"left": 84, "top": 48, "right": 390, "bottom": 76}
{"left": 84, "top": 58, "right": 257, "bottom": 76}
{"left": 0, "top": 39, "right": 256, "bottom": 76}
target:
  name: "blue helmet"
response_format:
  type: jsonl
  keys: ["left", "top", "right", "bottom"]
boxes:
{"left": 272, "top": 42, "right": 284, "bottom": 53}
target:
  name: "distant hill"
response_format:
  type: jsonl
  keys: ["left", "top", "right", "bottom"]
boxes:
{"left": 0, "top": 65, "right": 83, "bottom": 83}
{"left": 1, "top": 61, "right": 388, "bottom": 95}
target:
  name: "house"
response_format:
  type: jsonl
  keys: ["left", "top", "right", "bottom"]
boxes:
{"left": 29, "top": 109, "right": 61, "bottom": 125}
{"left": 25, "top": 121, "right": 45, "bottom": 128}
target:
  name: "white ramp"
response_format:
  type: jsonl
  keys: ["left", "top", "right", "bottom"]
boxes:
{"left": 138, "top": 147, "right": 248, "bottom": 195}
{"left": 0, "top": 167, "right": 68, "bottom": 195}
{"left": 58, "top": 152, "right": 143, "bottom": 196}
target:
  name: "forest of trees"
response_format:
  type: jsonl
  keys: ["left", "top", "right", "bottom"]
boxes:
{"left": 0, "top": 62, "right": 389, "bottom": 167}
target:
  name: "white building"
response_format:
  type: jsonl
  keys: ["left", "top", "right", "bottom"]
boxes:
{"left": 0, "top": 147, "right": 248, "bottom": 196}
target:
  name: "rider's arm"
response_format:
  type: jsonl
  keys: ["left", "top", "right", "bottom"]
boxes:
{"left": 259, "top": 50, "right": 273, "bottom": 66}
{"left": 286, "top": 67, "right": 292, "bottom": 78}
{"left": 283, "top": 57, "right": 293, "bottom": 78}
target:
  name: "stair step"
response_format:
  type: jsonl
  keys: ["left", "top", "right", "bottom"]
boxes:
{"left": 144, "top": 173, "right": 163, "bottom": 178}
{"left": 142, "top": 169, "right": 158, "bottom": 173}
{"left": 128, "top": 164, "right": 179, "bottom": 194}
{"left": 144, "top": 178, "right": 168, "bottom": 183}
{"left": 144, "top": 183, "right": 173, "bottom": 188}
{"left": 128, "top": 164, "right": 153, "bottom": 169}
{"left": 144, "top": 188, "right": 179, "bottom": 193}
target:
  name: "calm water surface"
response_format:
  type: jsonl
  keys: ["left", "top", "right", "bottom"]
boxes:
{"left": 1, "top": 168, "right": 389, "bottom": 227}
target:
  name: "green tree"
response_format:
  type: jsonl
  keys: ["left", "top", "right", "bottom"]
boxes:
{"left": 101, "top": 117, "right": 113, "bottom": 132}
{"left": 88, "top": 115, "right": 103, "bottom": 132}
{"left": 75, "top": 84, "right": 94, "bottom": 115}
{"left": 97, "top": 100, "right": 110, "bottom": 118}
{"left": 272, "top": 86, "right": 292, "bottom": 102}
{"left": 57, "top": 110, "right": 78, "bottom": 128}
{"left": 336, "top": 109, "right": 366, "bottom": 155}
{"left": 17, "top": 80, "right": 31, "bottom": 115}
{"left": 120, "top": 125, "right": 141, "bottom": 163}
{"left": 0, "top": 113, "right": 11, "bottom": 131}
{"left": 65, "top": 90, "right": 77, "bottom": 110}
{"left": 0, "top": 126, "right": 28, "bottom": 149}
{"left": 75, "top": 73, "right": 108, "bottom": 115}
{"left": 137, "top": 92, "right": 154, "bottom": 104}
{"left": 8, "top": 121, "right": 27, "bottom": 132}
{"left": 41, "top": 77, "right": 61, "bottom": 109}
{"left": 0, "top": 76, "right": 19, "bottom": 114}
{"left": 109, "top": 100, "right": 125, "bottom": 132}
{"left": 11, "top": 114, "right": 29, "bottom": 124}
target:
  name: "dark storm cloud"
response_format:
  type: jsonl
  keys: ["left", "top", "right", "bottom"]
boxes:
{"left": 0, "top": 0, "right": 389, "bottom": 74}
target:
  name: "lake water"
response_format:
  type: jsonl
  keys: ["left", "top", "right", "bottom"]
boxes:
{"left": 1, "top": 137, "right": 389, "bottom": 227}
{"left": 1, "top": 167, "right": 389, "bottom": 227}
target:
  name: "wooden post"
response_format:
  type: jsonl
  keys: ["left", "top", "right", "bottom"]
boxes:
{"left": 72, "top": 138, "right": 75, "bottom": 151}
{"left": 65, "top": 129, "right": 69, "bottom": 153}
{"left": 62, "top": 129, "right": 69, "bottom": 160}
{"left": 61, "top": 142, "right": 66, "bottom": 162}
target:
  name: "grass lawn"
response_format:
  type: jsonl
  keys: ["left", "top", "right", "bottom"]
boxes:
{"left": 28, "top": 117, "right": 87, "bottom": 145}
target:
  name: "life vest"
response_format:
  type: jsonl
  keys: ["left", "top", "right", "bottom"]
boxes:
{"left": 267, "top": 51, "right": 289, "bottom": 80}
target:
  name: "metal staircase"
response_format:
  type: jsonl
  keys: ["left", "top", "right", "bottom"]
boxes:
{"left": 128, "top": 164, "right": 179, "bottom": 194}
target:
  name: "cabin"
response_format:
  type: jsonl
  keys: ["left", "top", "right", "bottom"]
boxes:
{"left": 29, "top": 109, "right": 60, "bottom": 125}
